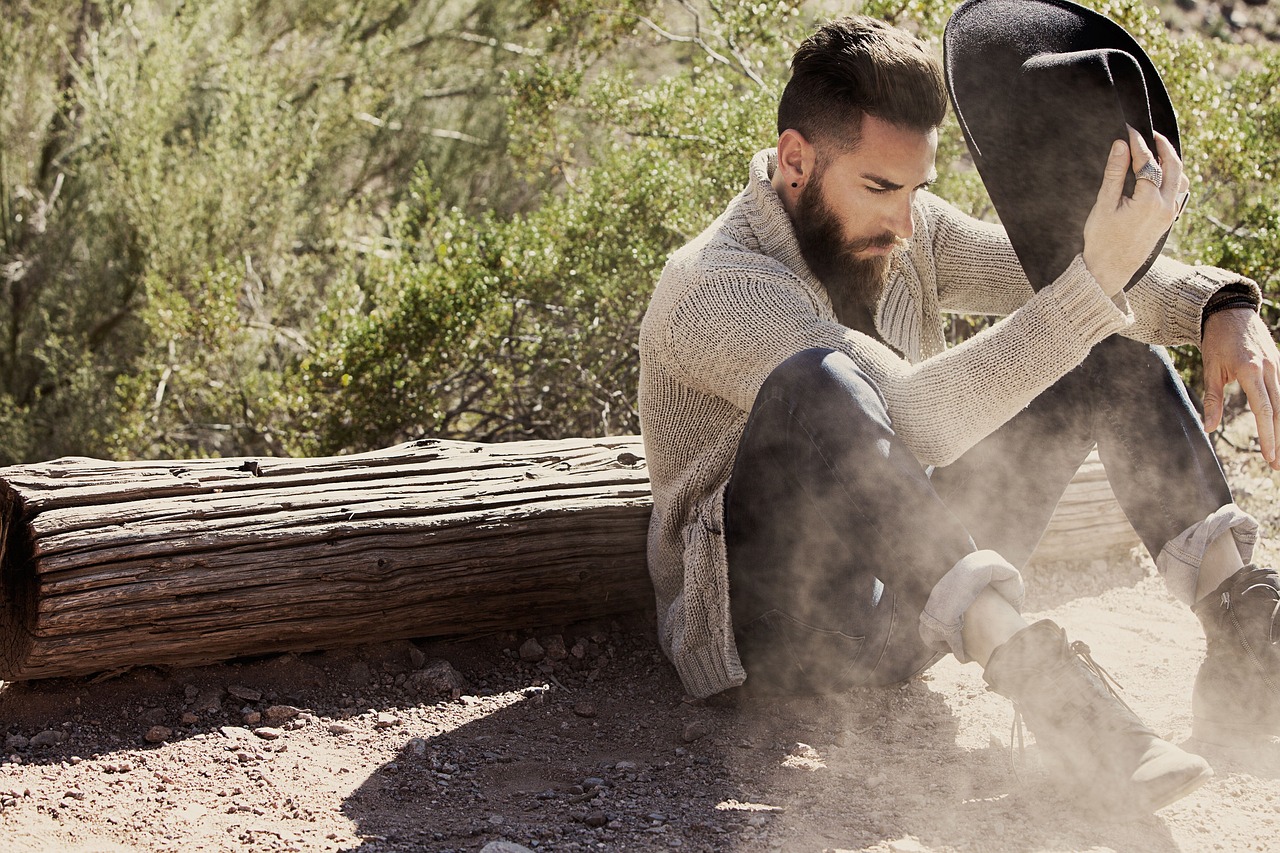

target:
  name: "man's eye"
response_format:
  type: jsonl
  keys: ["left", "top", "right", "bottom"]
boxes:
{"left": 866, "top": 186, "right": 890, "bottom": 195}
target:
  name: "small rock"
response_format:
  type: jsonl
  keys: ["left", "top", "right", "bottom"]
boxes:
{"left": 328, "top": 722, "right": 356, "bottom": 735}
{"left": 789, "top": 742, "right": 820, "bottom": 759}
{"left": 615, "top": 760, "right": 638, "bottom": 772}
{"left": 219, "top": 726, "right": 252, "bottom": 740}
{"left": 180, "top": 712, "right": 199, "bottom": 726}
{"left": 193, "top": 686, "right": 226, "bottom": 713}
{"left": 242, "top": 711, "right": 262, "bottom": 725}
{"left": 479, "top": 843, "right": 535, "bottom": 853}
{"left": 144, "top": 726, "right": 172, "bottom": 744}
{"left": 29, "top": 730, "right": 67, "bottom": 748}
{"left": 573, "top": 701, "right": 598, "bottom": 719}
{"left": 183, "top": 685, "right": 200, "bottom": 703}
{"left": 518, "top": 638, "right": 545, "bottom": 662}
{"left": 347, "top": 661, "right": 372, "bottom": 684}
{"left": 888, "top": 837, "right": 928, "bottom": 853}
{"left": 583, "top": 777, "right": 606, "bottom": 790}
{"left": 408, "top": 737, "right": 428, "bottom": 757}
{"left": 487, "top": 814, "right": 504, "bottom": 825}
{"left": 681, "top": 721, "right": 711, "bottom": 743}
{"left": 4, "top": 734, "right": 29, "bottom": 751}
{"left": 542, "top": 635, "right": 568, "bottom": 660}
{"left": 407, "top": 645, "right": 427, "bottom": 668}
{"left": 254, "top": 727, "right": 283, "bottom": 740}
{"left": 227, "top": 685, "right": 262, "bottom": 702}
{"left": 265, "top": 705, "right": 299, "bottom": 723}
{"left": 374, "top": 712, "right": 400, "bottom": 729}
{"left": 584, "top": 810, "right": 608, "bottom": 827}
{"left": 408, "top": 661, "right": 466, "bottom": 698}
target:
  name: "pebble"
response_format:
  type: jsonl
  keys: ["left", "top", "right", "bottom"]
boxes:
{"left": 29, "top": 730, "right": 67, "bottom": 748}
{"left": 144, "top": 726, "right": 172, "bottom": 744}
{"left": 408, "top": 646, "right": 427, "bottom": 668}
{"left": 573, "top": 702, "right": 598, "bottom": 718}
{"left": 4, "top": 734, "right": 29, "bottom": 751}
{"left": 789, "top": 742, "right": 820, "bottom": 759}
{"left": 681, "top": 721, "right": 711, "bottom": 743}
{"left": 479, "top": 843, "right": 535, "bottom": 853}
{"left": 408, "top": 737, "right": 428, "bottom": 757}
{"left": 243, "top": 711, "right": 262, "bottom": 725}
{"left": 265, "top": 705, "right": 299, "bottom": 723}
{"left": 227, "top": 685, "right": 262, "bottom": 702}
{"left": 219, "top": 726, "right": 251, "bottom": 740}
{"left": 180, "top": 712, "right": 199, "bottom": 726}
{"left": 584, "top": 810, "right": 608, "bottom": 827}
{"left": 543, "top": 634, "right": 568, "bottom": 661}
{"left": 519, "top": 638, "right": 546, "bottom": 662}
{"left": 254, "top": 727, "right": 283, "bottom": 740}
{"left": 615, "top": 760, "right": 638, "bottom": 772}
{"left": 347, "top": 661, "right": 372, "bottom": 684}
{"left": 888, "top": 838, "right": 928, "bottom": 853}
{"left": 328, "top": 722, "right": 356, "bottom": 735}
{"left": 406, "top": 661, "right": 465, "bottom": 699}
{"left": 374, "top": 712, "right": 400, "bottom": 729}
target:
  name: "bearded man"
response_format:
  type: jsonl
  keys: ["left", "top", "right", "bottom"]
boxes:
{"left": 638, "top": 10, "right": 1280, "bottom": 813}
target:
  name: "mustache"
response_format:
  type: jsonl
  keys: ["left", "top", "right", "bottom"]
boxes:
{"left": 844, "top": 231, "right": 900, "bottom": 254}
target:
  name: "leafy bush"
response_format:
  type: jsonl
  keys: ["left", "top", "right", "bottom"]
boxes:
{"left": 1, "top": 0, "right": 1275, "bottom": 461}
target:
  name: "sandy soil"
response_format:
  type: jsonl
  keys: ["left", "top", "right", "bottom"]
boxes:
{"left": 1, "top": 416, "right": 1278, "bottom": 853}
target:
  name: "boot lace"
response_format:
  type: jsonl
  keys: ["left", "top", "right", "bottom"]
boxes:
{"left": 1005, "top": 639, "right": 1133, "bottom": 770}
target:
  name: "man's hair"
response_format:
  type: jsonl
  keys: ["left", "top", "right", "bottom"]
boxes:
{"left": 777, "top": 16, "right": 947, "bottom": 150}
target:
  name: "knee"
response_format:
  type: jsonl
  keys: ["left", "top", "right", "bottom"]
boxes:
{"left": 759, "top": 348, "right": 889, "bottom": 424}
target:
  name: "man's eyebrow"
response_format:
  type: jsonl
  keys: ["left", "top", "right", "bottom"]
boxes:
{"left": 862, "top": 172, "right": 937, "bottom": 191}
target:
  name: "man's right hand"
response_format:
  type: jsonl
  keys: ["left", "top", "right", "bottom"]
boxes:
{"left": 1082, "top": 125, "right": 1190, "bottom": 297}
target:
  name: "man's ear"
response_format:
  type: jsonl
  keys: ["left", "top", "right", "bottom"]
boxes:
{"left": 777, "top": 128, "right": 815, "bottom": 187}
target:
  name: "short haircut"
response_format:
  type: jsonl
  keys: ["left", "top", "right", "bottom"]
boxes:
{"left": 777, "top": 16, "right": 947, "bottom": 151}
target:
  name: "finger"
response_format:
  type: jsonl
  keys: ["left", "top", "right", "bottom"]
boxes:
{"left": 1243, "top": 372, "right": 1278, "bottom": 465}
{"left": 1267, "top": 365, "right": 1280, "bottom": 469}
{"left": 1097, "top": 138, "right": 1131, "bottom": 205}
{"left": 1127, "top": 125, "right": 1156, "bottom": 172}
{"left": 1153, "top": 132, "right": 1184, "bottom": 204}
{"left": 1202, "top": 374, "right": 1226, "bottom": 434}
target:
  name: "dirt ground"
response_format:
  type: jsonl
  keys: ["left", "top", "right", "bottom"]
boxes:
{"left": 1, "top": 410, "right": 1278, "bottom": 853}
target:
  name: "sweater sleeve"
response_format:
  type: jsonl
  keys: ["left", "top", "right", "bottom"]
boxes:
{"left": 663, "top": 253, "right": 1132, "bottom": 467}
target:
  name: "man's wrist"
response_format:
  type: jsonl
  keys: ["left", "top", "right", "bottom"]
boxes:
{"left": 1201, "top": 282, "right": 1260, "bottom": 338}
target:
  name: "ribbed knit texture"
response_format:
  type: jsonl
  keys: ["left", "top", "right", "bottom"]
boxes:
{"left": 638, "top": 148, "right": 1258, "bottom": 698}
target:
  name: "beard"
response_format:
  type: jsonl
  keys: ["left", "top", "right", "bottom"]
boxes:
{"left": 792, "top": 176, "right": 894, "bottom": 334}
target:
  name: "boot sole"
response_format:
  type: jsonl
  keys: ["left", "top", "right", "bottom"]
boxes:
{"left": 1192, "top": 716, "right": 1280, "bottom": 748}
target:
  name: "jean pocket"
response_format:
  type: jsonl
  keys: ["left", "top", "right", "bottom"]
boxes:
{"left": 738, "top": 609, "right": 867, "bottom": 695}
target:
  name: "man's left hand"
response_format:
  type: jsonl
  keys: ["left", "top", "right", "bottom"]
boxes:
{"left": 1202, "top": 307, "right": 1280, "bottom": 470}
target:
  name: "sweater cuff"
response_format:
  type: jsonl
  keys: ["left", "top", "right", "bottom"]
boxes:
{"left": 1048, "top": 254, "right": 1132, "bottom": 344}
{"left": 1169, "top": 266, "right": 1261, "bottom": 344}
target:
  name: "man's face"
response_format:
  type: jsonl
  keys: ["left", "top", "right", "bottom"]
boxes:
{"left": 792, "top": 116, "right": 938, "bottom": 309}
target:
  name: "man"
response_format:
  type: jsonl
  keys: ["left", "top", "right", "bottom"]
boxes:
{"left": 638, "top": 13, "right": 1280, "bottom": 813}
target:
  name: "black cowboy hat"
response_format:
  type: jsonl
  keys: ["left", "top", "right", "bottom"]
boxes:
{"left": 944, "top": 0, "right": 1178, "bottom": 292}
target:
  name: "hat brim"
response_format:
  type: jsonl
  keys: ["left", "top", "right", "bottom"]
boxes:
{"left": 944, "top": 0, "right": 1178, "bottom": 291}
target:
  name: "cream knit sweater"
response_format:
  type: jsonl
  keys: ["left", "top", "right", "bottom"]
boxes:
{"left": 639, "top": 148, "right": 1252, "bottom": 698}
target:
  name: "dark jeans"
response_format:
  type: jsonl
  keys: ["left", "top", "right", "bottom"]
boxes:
{"left": 724, "top": 336, "right": 1233, "bottom": 695}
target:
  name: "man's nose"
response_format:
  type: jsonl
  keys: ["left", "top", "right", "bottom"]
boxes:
{"left": 889, "top": 198, "right": 914, "bottom": 241}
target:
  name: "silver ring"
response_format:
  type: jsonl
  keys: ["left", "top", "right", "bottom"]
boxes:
{"left": 1136, "top": 160, "right": 1163, "bottom": 190}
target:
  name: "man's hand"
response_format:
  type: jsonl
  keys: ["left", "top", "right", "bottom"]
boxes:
{"left": 1202, "top": 307, "right": 1280, "bottom": 470}
{"left": 1083, "top": 126, "right": 1190, "bottom": 297}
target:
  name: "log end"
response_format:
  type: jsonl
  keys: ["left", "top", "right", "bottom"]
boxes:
{"left": 0, "top": 481, "right": 36, "bottom": 680}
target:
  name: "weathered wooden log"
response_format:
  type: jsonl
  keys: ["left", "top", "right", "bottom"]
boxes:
{"left": 1029, "top": 452, "right": 1141, "bottom": 564}
{"left": 0, "top": 437, "right": 653, "bottom": 680}
{"left": 0, "top": 435, "right": 1136, "bottom": 681}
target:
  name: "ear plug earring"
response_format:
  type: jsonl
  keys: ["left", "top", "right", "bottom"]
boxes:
{"left": 792, "top": 181, "right": 799, "bottom": 188}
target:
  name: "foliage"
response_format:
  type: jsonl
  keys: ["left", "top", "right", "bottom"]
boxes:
{"left": 0, "top": 0, "right": 1276, "bottom": 461}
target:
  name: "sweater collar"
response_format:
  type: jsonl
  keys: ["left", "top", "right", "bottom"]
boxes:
{"left": 744, "top": 148, "right": 821, "bottom": 287}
